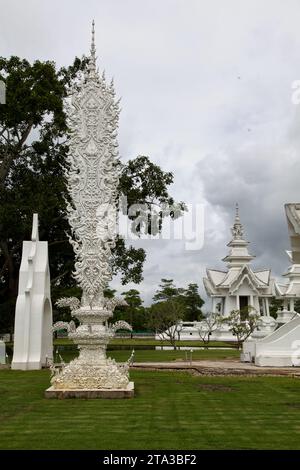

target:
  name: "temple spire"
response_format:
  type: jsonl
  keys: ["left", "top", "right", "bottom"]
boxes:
{"left": 91, "top": 20, "right": 96, "bottom": 66}
{"left": 86, "top": 20, "right": 97, "bottom": 78}
{"left": 235, "top": 202, "right": 239, "bottom": 221}
{"left": 223, "top": 204, "right": 254, "bottom": 266}
{"left": 231, "top": 203, "right": 244, "bottom": 240}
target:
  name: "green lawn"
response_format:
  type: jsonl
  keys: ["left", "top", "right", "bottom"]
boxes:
{"left": 54, "top": 348, "right": 240, "bottom": 364}
{"left": 6, "top": 344, "right": 239, "bottom": 365}
{"left": 1, "top": 369, "right": 300, "bottom": 449}
{"left": 53, "top": 338, "right": 235, "bottom": 348}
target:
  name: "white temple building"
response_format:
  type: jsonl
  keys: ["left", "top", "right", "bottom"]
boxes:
{"left": 203, "top": 205, "right": 275, "bottom": 318}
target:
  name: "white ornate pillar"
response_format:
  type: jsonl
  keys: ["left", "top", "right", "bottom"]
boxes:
{"left": 45, "top": 23, "right": 133, "bottom": 398}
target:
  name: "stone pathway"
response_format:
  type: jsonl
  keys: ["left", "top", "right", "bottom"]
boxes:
{"left": 132, "top": 359, "right": 300, "bottom": 377}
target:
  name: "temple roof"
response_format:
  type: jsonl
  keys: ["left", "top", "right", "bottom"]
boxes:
{"left": 255, "top": 270, "right": 271, "bottom": 285}
{"left": 204, "top": 265, "right": 272, "bottom": 296}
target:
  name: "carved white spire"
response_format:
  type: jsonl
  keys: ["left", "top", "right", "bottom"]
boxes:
{"left": 86, "top": 20, "right": 97, "bottom": 79}
{"left": 65, "top": 22, "right": 120, "bottom": 308}
{"left": 231, "top": 203, "right": 244, "bottom": 240}
{"left": 49, "top": 24, "right": 132, "bottom": 394}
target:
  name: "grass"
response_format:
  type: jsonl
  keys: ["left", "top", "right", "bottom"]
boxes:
{"left": 53, "top": 338, "right": 235, "bottom": 348}
{"left": 1, "top": 369, "right": 300, "bottom": 449}
{"left": 54, "top": 348, "right": 240, "bottom": 364}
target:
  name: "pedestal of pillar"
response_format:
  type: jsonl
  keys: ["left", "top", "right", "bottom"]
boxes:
{"left": 45, "top": 381, "right": 134, "bottom": 399}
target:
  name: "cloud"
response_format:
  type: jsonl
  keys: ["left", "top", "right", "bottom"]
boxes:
{"left": 1, "top": 0, "right": 300, "bottom": 306}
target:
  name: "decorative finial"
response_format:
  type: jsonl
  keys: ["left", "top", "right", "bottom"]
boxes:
{"left": 86, "top": 20, "right": 97, "bottom": 78}
{"left": 231, "top": 203, "right": 244, "bottom": 240}
{"left": 235, "top": 202, "right": 239, "bottom": 221}
{"left": 91, "top": 20, "right": 96, "bottom": 63}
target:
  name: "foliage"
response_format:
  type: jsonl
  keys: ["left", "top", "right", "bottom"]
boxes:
{"left": 224, "top": 308, "right": 260, "bottom": 349}
{"left": 112, "top": 289, "right": 146, "bottom": 332}
{"left": 146, "top": 299, "right": 185, "bottom": 349}
{"left": 182, "top": 283, "right": 204, "bottom": 321}
{"left": 197, "top": 313, "right": 222, "bottom": 348}
{"left": 269, "top": 298, "right": 283, "bottom": 319}
{"left": 153, "top": 278, "right": 179, "bottom": 302}
{"left": 153, "top": 279, "right": 204, "bottom": 321}
{"left": 119, "top": 156, "right": 186, "bottom": 236}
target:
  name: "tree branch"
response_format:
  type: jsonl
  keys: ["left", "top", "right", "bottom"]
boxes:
{"left": 51, "top": 270, "right": 69, "bottom": 285}
{"left": 48, "top": 239, "right": 68, "bottom": 247}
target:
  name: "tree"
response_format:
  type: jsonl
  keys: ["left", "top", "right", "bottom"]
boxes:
{"left": 0, "top": 56, "right": 87, "bottom": 333}
{"left": 119, "top": 156, "right": 186, "bottom": 237}
{"left": 197, "top": 313, "right": 221, "bottom": 348}
{"left": 0, "top": 56, "right": 186, "bottom": 333}
{"left": 153, "top": 279, "right": 204, "bottom": 321}
{"left": 224, "top": 308, "right": 259, "bottom": 350}
{"left": 146, "top": 300, "right": 184, "bottom": 350}
{"left": 269, "top": 298, "right": 283, "bottom": 318}
{"left": 112, "top": 289, "right": 146, "bottom": 335}
{"left": 153, "top": 279, "right": 179, "bottom": 302}
{"left": 182, "top": 283, "right": 204, "bottom": 321}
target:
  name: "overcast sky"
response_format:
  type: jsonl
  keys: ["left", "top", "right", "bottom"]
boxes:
{"left": 1, "top": 0, "right": 300, "bottom": 307}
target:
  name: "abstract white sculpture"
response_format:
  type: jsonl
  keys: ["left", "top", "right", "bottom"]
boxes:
{"left": 46, "top": 23, "right": 134, "bottom": 397}
{"left": 275, "top": 203, "right": 300, "bottom": 323}
{"left": 244, "top": 203, "right": 300, "bottom": 366}
{"left": 12, "top": 213, "right": 53, "bottom": 370}
{"left": 251, "top": 314, "right": 300, "bottom": 366}
{"left": 0, "top": 341, "right": 6, "bottom": 365}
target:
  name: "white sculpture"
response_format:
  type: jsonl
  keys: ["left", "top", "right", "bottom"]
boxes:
{"left": 11, "top": 213, "right": 53, "bottom": 370}
{"left": 275, "top": 203, "right": 300, "bottom": 323}
{"left": 52, "top": 321, "right": 76, "bottom": 334}
{"left": 111, "top": 320, "right": 133, "bottom": 333}
{"left": 251, "top": 314, "right": 300, "bottom": 366}
{"left": 0, "top": 341, "right": 6, "bottom": 365}
{"left": 243, "top": 203, "right": 300, "bottom": 366}
{"left": 46, "top": 23, "right": 134, "bottom": 397}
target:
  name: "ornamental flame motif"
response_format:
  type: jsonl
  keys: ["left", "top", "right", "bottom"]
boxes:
{"left": 49, "top": 23, "right": 133, "bottom": 393}
{"left": 66, "top": 28, "right": 120, "bottom": 309}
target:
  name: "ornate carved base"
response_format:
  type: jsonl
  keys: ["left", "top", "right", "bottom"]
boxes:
{"left": 45, "top": 382, "right": 134, "bottom": 399}
{"left": 50, "top": 356, "right": 130, "bottom": 390}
